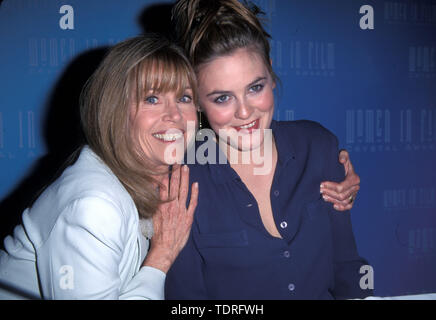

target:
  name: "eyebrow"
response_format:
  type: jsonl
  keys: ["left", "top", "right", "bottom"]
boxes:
{"left": 145, "top": 87, "right": 193, "bottom": 94}
{"left": 206, "top": 77, "right": 267, "bottom": 97}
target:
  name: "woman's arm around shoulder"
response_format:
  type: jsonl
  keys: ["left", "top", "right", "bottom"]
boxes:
{"left": 322, "top": 132, "right": 373, "bottom": 299}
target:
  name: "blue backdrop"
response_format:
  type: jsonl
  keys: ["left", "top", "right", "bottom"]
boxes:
{"left": 0, "top": 0, "right": 435, "bottom": 297}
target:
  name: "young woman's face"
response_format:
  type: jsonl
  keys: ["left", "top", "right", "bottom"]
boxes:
{"left": 129, "top": 88, "right": 197, "bottom": 168}
{"left": 197, "top": 48, "right": 275, "bottom": 152}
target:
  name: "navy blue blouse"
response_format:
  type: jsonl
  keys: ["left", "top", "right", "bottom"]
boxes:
{"left": 165, "top": 120, "right": 371, "bottom": 300}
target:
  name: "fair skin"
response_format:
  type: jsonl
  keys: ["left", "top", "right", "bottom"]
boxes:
{"left": 129, "top": 88, "right": 199, "bottom": 273}
{"left": 144, "top": 164, "right": 198, "bottom": 273}
{"left": 197, "top": 48, "right": 359, "bottom": 237}
{"left": 321, "top": 151, "right": 360, "bottom": 211}
{"left": 129, "top": 89, "right": 197, "bottom": 169}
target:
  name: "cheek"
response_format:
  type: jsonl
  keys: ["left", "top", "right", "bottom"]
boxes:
{"left": 255, "top": 89, "right": 275, "bottom": 113}
{"left": 183, "top": 108, "right": 198, "bottom": 124}
{"left": 129, "top": 112, "right": 158, "bottom": 145}
{"left": 132, "top": 115, "right": 152, "bottom": 134}
{"left": 203, "top": 105, "right": 235, "bottom": 128}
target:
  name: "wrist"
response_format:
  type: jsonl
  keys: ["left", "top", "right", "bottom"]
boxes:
{"left": 142, "top": 246, "right": 174, "bottom": 274}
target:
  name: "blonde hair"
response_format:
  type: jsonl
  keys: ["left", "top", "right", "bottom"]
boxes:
{"left": 80, "top": 34, "right": 197, "bottom": 218}
{"left": 172, "top": 0, "right": 277, "bottom": 83}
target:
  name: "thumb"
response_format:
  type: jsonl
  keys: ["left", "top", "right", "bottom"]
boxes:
{"left": 339, "top": 149, "right": 348, "bottom": 163}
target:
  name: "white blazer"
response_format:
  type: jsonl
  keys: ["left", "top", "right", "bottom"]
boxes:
{"left": 0, "top": 146, "right": 165, "bottom": 299}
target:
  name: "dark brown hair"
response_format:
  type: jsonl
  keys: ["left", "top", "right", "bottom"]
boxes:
{"left": 172, "top": 0, "right": 277, "bottom": 83}
{"left": 80, "top": 34, "right": 197, "bottom": 219}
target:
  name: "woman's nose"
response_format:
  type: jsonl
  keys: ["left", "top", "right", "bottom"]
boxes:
{"left": 163, "top": 100, "right": 182, "bottom": 122}
{"left": 235, "top": 99, "right": 254, "bottom": 119}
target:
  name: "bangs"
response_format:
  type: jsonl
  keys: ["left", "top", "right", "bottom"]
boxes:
{"left": 132, "top": 49, "right": 197, "bottom": 103}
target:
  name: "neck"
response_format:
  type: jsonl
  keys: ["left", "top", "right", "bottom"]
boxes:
{"left": 220, "top": 134, "right": 277, "bottom": 177}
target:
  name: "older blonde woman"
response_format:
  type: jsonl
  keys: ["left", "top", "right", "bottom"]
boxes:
{"left": 0, "top": 34, "right": 199, "bottom": 299}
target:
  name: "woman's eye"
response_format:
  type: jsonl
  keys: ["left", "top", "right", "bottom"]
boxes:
{"left": 214, "top": 95, "right": 230, "bottom": 104}
{"left": 249, "top": 84, "right": 264, "bottom": 93}
{"left": 145, "top": 96, "right": 159, "bottom": 104}
{"left": 179, "top": 95, "right": 192, "bottom": 103}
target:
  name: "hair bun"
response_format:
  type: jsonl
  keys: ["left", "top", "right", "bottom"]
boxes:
{"left": 172, "top": 0, "right": 276, "bottom": 84}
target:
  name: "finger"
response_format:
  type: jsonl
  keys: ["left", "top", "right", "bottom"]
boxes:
{"left": 323, "top": 192, "right": 358, "bottom": 211}
{"left": 332, "top": 203, "right": 353, "bottom": 212}
{"left": 176, "top": 182, "right": 198, "bottom": 250}
{"left": 152, "top": 207, "right": 163, "bottom": 236}
{"left": 320, "top": 180, "right": 348, "bottom": 195}
{"left": 159, "top": 176, "right": 170, "bottom": 201}
{"left": 321, "top": 185, "right": 360, "bottom": 202}
{"left": 157, "top": 176, "right": 172, "bottom": 228}
{"left": 186, "top": 182, "right": 199, "bottom": 224}
{"left": 338, "top": 149, "right": 349, "bottom": 164}
{"left": 335, "top": 192, "right": 357, "bottom": 211}
{"left": 345, "top": 154, "right": 356, "bottom": 175}
{"left": 320, "top": 172, "right": 360, "bottom": 193}
{"left": 339, "top": 150, "right": 350, "bottom": 175}
{"left": 337, "top": 191, "right": 358, "bottom": 209}
{"left": 179, "top": 165, "right": 189, "bottom": 202}
{"left": 169, "top": 165, "right": 181, "bottom": 201}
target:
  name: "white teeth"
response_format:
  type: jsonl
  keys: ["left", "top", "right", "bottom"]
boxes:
{"left": 239, "top": 120, "right": 257, "bottom": 129}
{"left": 152, "top": 133, "right": 183, "bottom": 141}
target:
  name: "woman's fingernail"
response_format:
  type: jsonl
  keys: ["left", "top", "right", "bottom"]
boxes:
{"left": 320, "top": 183, "right": 324, "bottom": 189}
{"left": 322, "top": 195, "right": 328, "bottom": 201}
{"left": 183, "top": 165, "right": 188, "bottom": 171}
{"left": 334, "top": 204, "right": 339, "bottom": 210}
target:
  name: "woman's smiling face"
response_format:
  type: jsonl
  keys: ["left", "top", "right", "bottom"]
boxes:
{"left": 196, "top": 48, "right": 275, "bottom": 152}
{"left": 129, "top": 88, "right": 197, "bottom": 169}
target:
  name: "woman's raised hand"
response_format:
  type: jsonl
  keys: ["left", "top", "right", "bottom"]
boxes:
{"left": 143, "top": 165, "right": 199, "bottom": 273}
{"left": 320, "top": 150, "right": 360, "bottom": 211}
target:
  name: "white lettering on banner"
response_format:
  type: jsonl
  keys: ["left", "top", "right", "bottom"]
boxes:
{"left": 384, "top": 188, "right": 436, "bottom": 211}
{"left": 18, "top": 111, "right": 35, "bottom": 149}
{"left": 289, "top": 41, "right": 336, "bottom": 77}
{"left": 59, "top": 5, "right": 74, "bottom": 30}
{"left": 409, "top": 228, "right": 436, "bottom": 255}
{"left": 409, "top": 46, "right": 436, "bottom": 78}
{"left": 360, "top": 5, "right": 375, "bottom": 30}
{"left": 346, "top": 108, "right": 435, "bottom": 152}
{"left": 384, "top": 2, "right": 436, "bottom": 26}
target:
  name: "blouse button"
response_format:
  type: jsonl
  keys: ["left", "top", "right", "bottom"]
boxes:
{"left": 273, "top": 190, "right": 280, "bottom": 197}
{"left": 280, "top": 221, "right": 288, "bottom": 229}
{"left": 288, "top": 283, "right": 296, "bottom": 291}
{"left": 283, "top": 250, "right": 290, "bottom": 258}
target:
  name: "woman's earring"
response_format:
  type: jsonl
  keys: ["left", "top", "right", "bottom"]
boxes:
{"left": 197, "top": 109, "right": 203, "bottom": 138}
{"left": 198, "top": 109, "right": 203, "bottom": 130}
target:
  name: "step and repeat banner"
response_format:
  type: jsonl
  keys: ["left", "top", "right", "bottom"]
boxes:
{"left": 0, "top": 0, "right": 435, "bottom": 297}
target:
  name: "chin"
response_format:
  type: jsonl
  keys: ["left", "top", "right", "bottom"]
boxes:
{"left": 230, "top": 135, "right": 265, "bottom": 152}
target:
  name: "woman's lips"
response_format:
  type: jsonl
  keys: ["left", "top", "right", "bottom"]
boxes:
{"left": 152, "top": 129, "right": 184, "bottom": 143}
{"left": 232, "top": 119, "right": 260, "bottom": 132}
